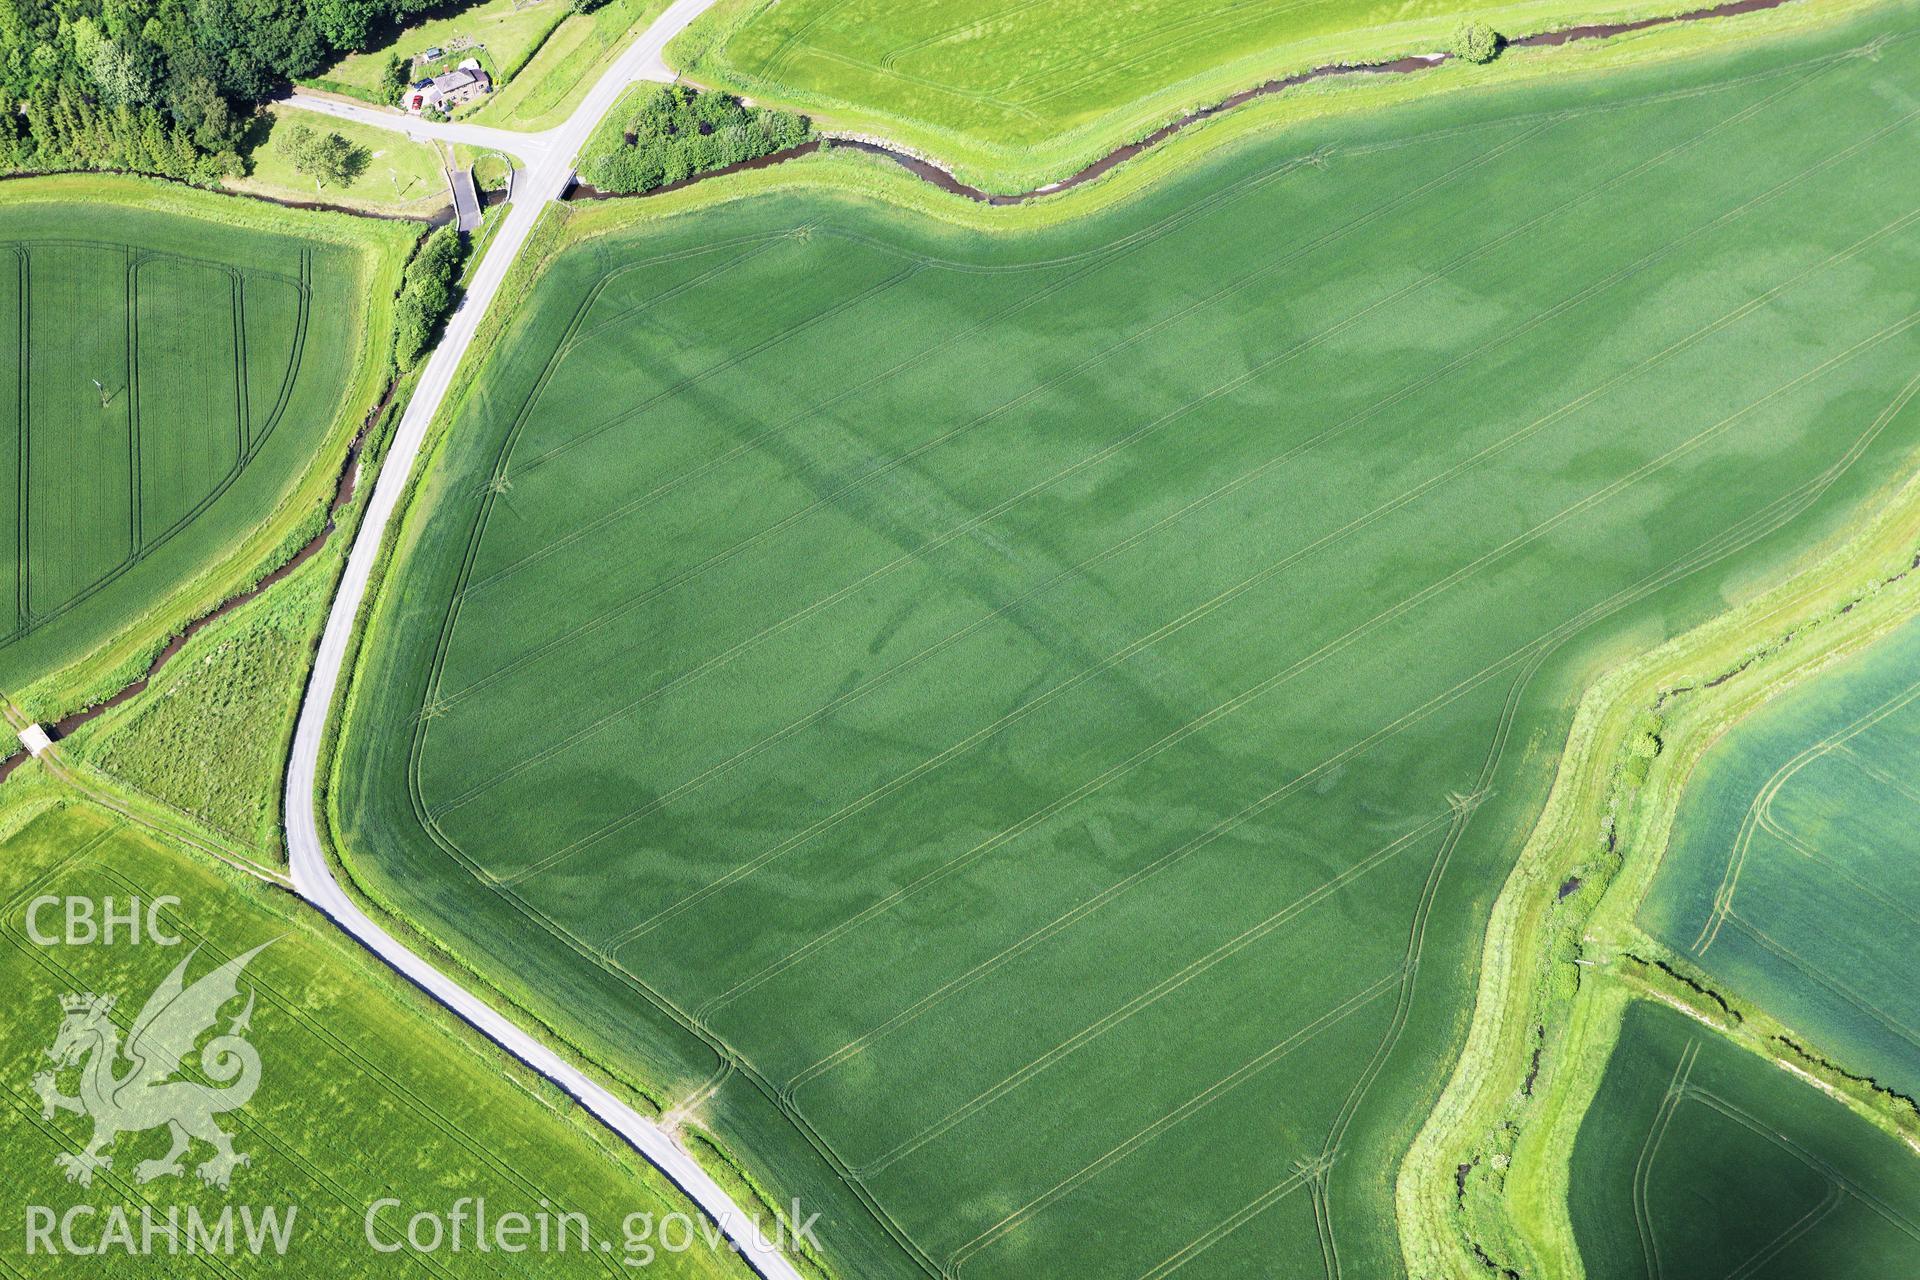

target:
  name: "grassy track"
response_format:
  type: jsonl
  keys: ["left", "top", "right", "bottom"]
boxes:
{"left": 0, "top": 773, "right": 753, "bottom": 1276}
{"left": 69, "top": 529, "right": 339, "bottom": 861}
{"left": 672, "top": 0, "right": 1822, "bottom": 191}
{"left": 473, "top": 0, "right": 672, "bottom": 130}
{"left": 335, "top": 6, "right": 1920, "bottom": 1278}
{"left": 1401, "top": 416, "right": 1920, "bottom": 1275}
{"left": 1568, "top": 1000, "right": 1920, "bottom": 1278}
{"left": 0, "top": 178, "right": 410, "bottom": 720}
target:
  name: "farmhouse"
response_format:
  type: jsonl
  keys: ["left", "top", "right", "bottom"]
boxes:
{"left": 406, "top": 61, "right": 491, "bottom": 114}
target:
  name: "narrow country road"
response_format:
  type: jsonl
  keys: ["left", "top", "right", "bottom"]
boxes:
{"left": 281, "top": 90, "right": 550, "bottom": 159}
{"left": 280, "top": 5, "right": 809, "bottom": 1277}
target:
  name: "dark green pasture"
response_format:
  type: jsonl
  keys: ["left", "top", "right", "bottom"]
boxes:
{"left": 1570, "top": 1000, "right": 1920, "bottom": 1279}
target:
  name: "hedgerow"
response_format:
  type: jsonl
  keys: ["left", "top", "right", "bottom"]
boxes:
{"left": 393, "top": 225, "right": 467, "bottom": 371}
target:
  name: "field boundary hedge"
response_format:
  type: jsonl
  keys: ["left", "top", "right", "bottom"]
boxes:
{"left": 317, "top": 197, "right": 684, "bottom": 1129}
{"left": 0, "top": 763, "right": 759, "bottom": 1278}
{"left": 310, "top": 10, "right": 1920, "bottom": 1278}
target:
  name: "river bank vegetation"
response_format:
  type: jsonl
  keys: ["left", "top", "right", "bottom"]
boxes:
{"left": 578, "top": 84, "right": 808, "bottom": 194}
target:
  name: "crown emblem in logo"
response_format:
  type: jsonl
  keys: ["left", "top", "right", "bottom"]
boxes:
{"left": 35, "top": 944, "right": 270, "bottom": 1190}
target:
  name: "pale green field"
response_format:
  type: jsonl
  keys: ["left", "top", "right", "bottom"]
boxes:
{"left": 1644, "top": 606, "right": 1920, "bottom": 1099}
{"left": 675, "top": 0, "right": 1721, "bottom": 189}
{"left": 0, "top": 781, "right": 754, "bottom": 1277}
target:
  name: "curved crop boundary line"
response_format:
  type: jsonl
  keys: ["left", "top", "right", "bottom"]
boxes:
{"left": 441, "top": 64, "right": 1898, "bottom": 857}
{"left": 0, "top": 175, "right": 413, "bottom": 725}
{"left": 948, "top": 972, "right": 1402, "bottom": 1273}
{"left": 357, "top": 67, "right": 1920, "bottom": 1280}
{"left": 951, "top": 392, "right": 1894, "bottom": 1276}
{"left": 378, "top": 281, "right": 1920, "bottom": 1280}
{"left": 1690, "top": 656, "right": 1920, "bottom": 953}
{"left": 1397, "top": 366, "right": 1920, "bottom": 1277}
{"left": 300, "top": 7, "right": 863, "bottom": 1276}
{"left": 545, "top": 213, "right": 1920, "bottom": 949}
{"left": 764, "top": 77, "right": 1920, "bottom": 1090}
{"left": 80, "top": 867, "right": 642, "bottom": 1280}
{"left": 420, "top": 118, "right": 1556, "bottom": 879}
{"left": 0, "top": 245, "right": 310, "bottom": 646}
{"left": 475, "top": 68, "right": 1848, "bottom": 882}
{"left": 1687, "top": 1085, "right": 1920, "bottom": 1238}
{"left": 441, "top": 55, "right": 1860, "bottom": 813}
{"left": 1752, "top": 810, "right": 1920, "bottom": 933}
{"left": 540, "top": 4, "right": 1919, "bottom": 350}
{"left": 1627, "top": 1039, "right": 1696, "bottom": 1279}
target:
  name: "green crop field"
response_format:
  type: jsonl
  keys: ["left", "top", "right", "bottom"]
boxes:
{"left": 0, "top": 184, "right": 404, "bottom": 713}
{"left": 676, "top": 0, "right": 1690, "bottom": 190}
{"left": 1569, "top": 1000, "right": 1920, "bottom": 1278}
{"left": 1643, "top": 608, "right": 1920, "bottom": 1100}
{"left": 0, "top": 784, "right": 751, "bottom": 1276}
{"left": 335, "top": 8, "right": 1920, "bottom": 1278}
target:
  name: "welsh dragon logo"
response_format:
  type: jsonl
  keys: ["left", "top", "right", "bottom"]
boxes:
{"left": 33, "top": 943, "right": 270, "bottom": 1190}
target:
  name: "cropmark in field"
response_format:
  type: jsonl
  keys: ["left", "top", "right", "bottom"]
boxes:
{"left": 338, "top": 8, "right": 1920, "bottom": 1279}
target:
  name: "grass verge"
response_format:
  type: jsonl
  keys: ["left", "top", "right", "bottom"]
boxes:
{"left": 228, "top": 106, "right": 449, "bottom": 216}
{"left": 472, "top": 0, "right": 672, "bottom": 130}
{"left": 0, "top": 763, "right": 752, "bottom": 1278}
{"left": 326, "top": 8, "right": 1920, "bottom": 1275}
